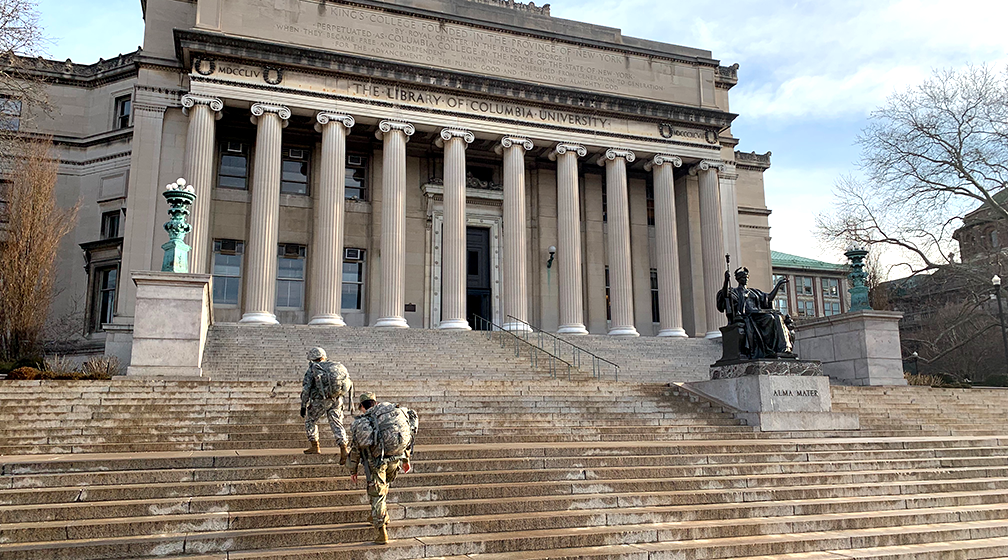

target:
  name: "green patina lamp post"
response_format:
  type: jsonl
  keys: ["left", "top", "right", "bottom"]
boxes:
{"left": 161, "top": 178, "right": 196, "bottom": 273}
{"left": 845, "top": 244, "right": 871, "bottom": 312}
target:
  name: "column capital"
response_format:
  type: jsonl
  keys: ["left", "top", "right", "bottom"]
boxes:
{"left": 644, "top": 153, "right": 683, "bottom": 172}
{"left": 436, "top": 127, "right": 475, "bottom": 148}
{"left": 497, "top": 136, "right": 534, "bottom": 154}
{"left": 548, "top": 143, "right": 587, "bottom": 161}
{"left": 597, "top": 148, "right": 636, "bottom": 167}
{"left": 689, "top": 159, "right": 726, "bottom": 175}
{"left": 181, "top": 94, "right": 223, "bottom": 119}
{"left": 250, "top": 103, "right": 290, "bottom": 127}
{"left": 376, "top": 119, "right": 416, "bottom": 140}
{"left": 314, "top": 112, "right": 355, "bottom": 133}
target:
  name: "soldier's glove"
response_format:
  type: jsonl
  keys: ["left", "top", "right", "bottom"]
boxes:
{"left": 299, "top": 405, "right": 306, "bottom": 418}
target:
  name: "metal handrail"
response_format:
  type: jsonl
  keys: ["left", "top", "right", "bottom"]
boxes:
{"left": 471, "top": 315, "right": 574, "bottom": 381}
{"left": 505, "top": 315, "right": 620, "bottom": 381}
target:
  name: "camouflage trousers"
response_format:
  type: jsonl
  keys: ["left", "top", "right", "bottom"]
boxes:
{"left": 366, "top": 459, "right": 401, "bottom": 528}
{"left": 304, "top": 398, "right": 346, "bottom": 445}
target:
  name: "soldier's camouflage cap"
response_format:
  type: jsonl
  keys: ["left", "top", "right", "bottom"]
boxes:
{"left": 359, "top": 392, "right": 377, "bottom": 405}
{"left": 306, "top": 347, "right": 327, "bottom": 361}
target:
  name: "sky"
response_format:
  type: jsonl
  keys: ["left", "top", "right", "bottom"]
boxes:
{"left": 34, "top": 0, "right": 1008, "bottom": 268}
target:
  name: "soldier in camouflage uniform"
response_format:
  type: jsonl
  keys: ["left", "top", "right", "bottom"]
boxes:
{"left": 347, "top": 392, "right": 413, "bottom": 545}
{"left": 299, "top": 347, "right": 351, "bottom": 463}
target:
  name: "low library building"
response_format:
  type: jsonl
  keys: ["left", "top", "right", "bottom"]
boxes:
{"left": 8, "top": 0, "right": 775, "bottom": 362}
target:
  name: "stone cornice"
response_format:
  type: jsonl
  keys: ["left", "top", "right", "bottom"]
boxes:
{"left": 735, "top": 150, "right": 772, "bottom": 170}
{"left": 175, "top": 30, "right": 737, "bottom": 131}
{"left": 2, "top": 50, "right": 139, "bottom": 88}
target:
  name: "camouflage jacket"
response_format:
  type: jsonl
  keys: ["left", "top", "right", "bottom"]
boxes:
{"left": 300, "top": 361, "right": 339, "bottom": 406}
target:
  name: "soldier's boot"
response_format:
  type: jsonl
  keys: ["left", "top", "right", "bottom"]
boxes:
{"left": 338, "top": 442, "right": 348, "bottom": 466}
{"left": 374, "top": 525, "right": 389, "bottom": 545}
{"left": 303, "top": 440, "right": 321, "bottom": 454}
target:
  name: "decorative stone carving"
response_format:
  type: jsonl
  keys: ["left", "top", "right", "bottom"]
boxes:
{"left": 249, "top": 102, "right": 290, "bottom": 126}
{"left": 710, "top": 359, "right": 822, "bottom": 380}
{"left": 376, "top": 119, "right": 416, "bottom": 139}
{"left": 645, "top": 154, "right": 683, "bottom": 171}
{"left": 549, "top": 143, "right": 587, "bottom": 159}
{"left": 314, "top": 112, "right": 355, "bottom": 132}
{"left": 466, "top": 0, "right": 551, "bottom": 15}
{"left": 499, "top": 136, "right": 534, "bottom": 152}
{"left": 180, "top": 94, "right": 223, "bottom": 117}
{"left": 438, "top": 127, "right": 475, "bottom": 144}
{"left": 597, "top": 148, "right": 636, "bottom": 165}
{"left": 689, "top": 160, "right": 726, "bottom": 175}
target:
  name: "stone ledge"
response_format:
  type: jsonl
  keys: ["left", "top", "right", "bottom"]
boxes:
{"left": 711, "top": 359, "right": 822, "bottom": 379}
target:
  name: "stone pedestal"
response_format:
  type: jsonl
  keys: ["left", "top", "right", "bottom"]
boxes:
{"left": 686, "top": 360, "right": 859, "bottom": 432}
{"left": 127, "top": 271, "right": 212, "bottom": 377}
{"left": 795, "top": 310, "right": 906, "bottom": 386}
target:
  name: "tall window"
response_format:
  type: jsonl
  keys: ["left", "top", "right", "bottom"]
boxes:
{"left": 0, "top": 96, "right": 21, "bottom": 131}
{"left": 212, "top": 239, "right": 244, "bottom": 305}
{"left": 604, "top": 266, "right": 611, "bottom": 321}
{"left": 114, "top": 95, "right": 131, "bottom": 129}
{"left": 795, "top": 275, "right": 815, "bottom": 317}
{"left": 342, "top": 248, "right": 365, "bottom": 310}
{"left": 822, "top": 277, "right": 841, "bottom": 316}
{"left": 601, "top": 184, "right": 608, "bottom": 222}
{"left": 276, "top": 244, "right": 306, "bottom": 309}
{"left": 772, "top": 274, "right": 789, "bottom": 315}
{"left": 91, "top": 266, "right": 118, "bottom": 332}
{"left": 650, "top": 269, "right": 660, "bottom": 323}
{"left": 345, "top": 155, "right": 368, "bottom": 200}
{"left": 0, "top": 178, "right": 10, "bottom": 223}
{"left": 101, "top": 210, "right": 121, "bottom": 239}
{"left": 218, "top": 141, "right": 249, "bottom": 189}
{"left": 281, "top": 148, "right": 309, "bottom": 195}
{"left": 645, "top": 182, "right": 655, "bottom": 226}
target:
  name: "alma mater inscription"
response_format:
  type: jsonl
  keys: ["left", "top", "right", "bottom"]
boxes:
{"left": 214, "top": 0, "right": 711, "bottom": 105}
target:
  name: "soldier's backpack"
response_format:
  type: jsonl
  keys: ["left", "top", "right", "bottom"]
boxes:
{"left": 354, "top": 402, "right": 419, "bottom": 462}
{"left": 311, "top": 361, "right": 353, "bottom": 408}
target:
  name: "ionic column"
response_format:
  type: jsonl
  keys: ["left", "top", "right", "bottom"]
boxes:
{"left": 720, "top": 169, "right": 742, "bottom": 267}
{"left": 691, "top": 160, "right": 727, "bottom": 339}
{"left": 598, "top": 148, "right": 638, "bottom": 337}
{"left": 549, "top": 143, "right": 588, "bottom": 335}
{"left": 180, "top": 94, "right": 222, "bottom": 274}
{"left": 437, "top": 127, "right": 475, "bottom": 330}
{"left": 309, "top": 112, "right": 355, "bottom": 326}
{"left": 240, "top": 103, "right": 289, "bottom": 324}
{"left": 374, "top": 120, "right": 415, "bottom": 328}
{"left": 646, "top": 154, "right": 687, "bottom": 338}
{"left": 497, "top": 136, "right": 534, "bottom": 332}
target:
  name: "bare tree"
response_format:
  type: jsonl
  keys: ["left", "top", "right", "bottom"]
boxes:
{"left": 0, "top": 0, "right": 48, "bottom": 136}
{"left": 818, "top": 65, "right": 1008, "bottom": 275}
{"left": 0, "top": 138, "right": 78, "bottom": 360}
{"left": 817, "top": 65, "right": 1008, "bottom": 382}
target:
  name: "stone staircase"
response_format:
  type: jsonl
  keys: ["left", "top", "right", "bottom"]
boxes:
{"left": 2, "top": 325, "right": 1008, "bottom": 559}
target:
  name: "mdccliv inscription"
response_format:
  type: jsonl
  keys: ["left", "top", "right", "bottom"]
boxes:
{"left": 208, "top": 0, "right": 716, "bottom": 105}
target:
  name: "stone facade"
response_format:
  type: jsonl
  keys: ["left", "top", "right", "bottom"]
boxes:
{"left": 6, "top": 0, "right": 774, "bottom": 361}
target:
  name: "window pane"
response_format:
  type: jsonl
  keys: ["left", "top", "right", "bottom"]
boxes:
{"left": 278, "top": 257, "right": 304, "bottom": 280}
{"left": 221, "top": 155, "right": 247, "bottom": 177}
{"left": 342, "top": 262, "right": 362, "bottom": 283}
{"left": 341, "top": 283, "right": 361, "bottom": 310}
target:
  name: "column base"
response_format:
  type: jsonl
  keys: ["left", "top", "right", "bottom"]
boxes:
{"left": 308, "top": 315, "right": 346, "bottom": 327}
{"left": 558, "top": 324, "right": 588, "bottom": 335}
{"left": 503, "top": 322, "right": 533, "bottom": 333}
{"left": 704, "top": 330, "right": 723, "bottom": 340}
{"left": 439, "top": 319, "right": 472, "bottom": 331}
{"left": 240, "top": 312, "right": 279, "bottom": 325}
{"left": 375, "top": 317, "right": 409, "bottom": 329}
{"left": 658, "top": 328, "right": 689, "bottom": 338}
{"left": 608, "top": 326, "right": 640, "bottom": 337}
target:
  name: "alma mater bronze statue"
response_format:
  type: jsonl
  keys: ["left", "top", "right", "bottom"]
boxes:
{"left": 716, "top": 259, "right": 797, "bottom": 361}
